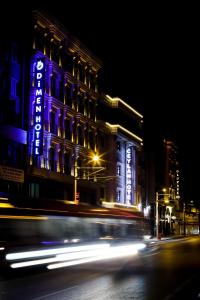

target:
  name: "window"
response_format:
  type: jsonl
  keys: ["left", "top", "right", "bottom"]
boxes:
{"left": 117, "top": 141, "right": 121, "bottom": 151}
{"left": 64, "top": 118, "right": 71, "bottom": 141}
{"left": 117, "top": 190, "right": 121, "bottom": 202}
{"left": 35, "top": 29, "right": 44, "bottom": 53}
{"left": 89, "top": 100, "right": 95, "bottom": 120}
{"left": 51, "top": 42, "right": 59, "bottom": 65}
{"left": 58, "top": 113, "right": 63, "bottom": 137}
{"left": 79, "top": 63, "right": 85, "bottom": 83}
{"left": 78, "top": 93, "right": 84, "bottom": 114}
{"left": 59, "top": 76, "right": 64, "bottom": 102}
{"left": 117, "top": 165, "right": 121, "bottom": 176}
{"left": 58, "top": 150, "right": 63, "bottom": 172}
{"left": 49, "top": 147, "right": 55, "bottom": 171}
{"left": 77, "top": 125, "right": 84, "bottom": 146}
{"left": 64, "top": 152, "right": 71, "bottom": 175}
{"left": 50, "top": 111, "right": 56, "bottom": 134}
{"left": 65, "top": 83, "right": 72, "bottom": 107}
{"left": 89, "top": 130, "right": 94, "bottom": 150}
{"left": 29, "top": 183, "right": 39, "bottom": 199}
{"left": 51, "top": 73, "right": 57, "bottom": 98}
{"left": 72, "top": 86, "right": 78, "bottom": 111}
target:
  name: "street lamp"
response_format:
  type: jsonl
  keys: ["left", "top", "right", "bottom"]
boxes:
{"left": 155, "top": 189, "right": 171, "bottom": 239}
{"left": 73, "top": 152, "right": 101, "bottom": 205}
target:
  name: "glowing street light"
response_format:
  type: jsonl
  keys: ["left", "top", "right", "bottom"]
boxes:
{"left": 92, "top": 154, "right": 100, "bottom": 163}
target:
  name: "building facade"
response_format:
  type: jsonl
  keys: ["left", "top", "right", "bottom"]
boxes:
{"left": 0, "top": 10, "right": 145, "bottom": 211}
{"left": 98, "top": 95, "right": 144, "bottom": 210}
{"left": 157, "top": 139, "right": 181, "bottom": 235}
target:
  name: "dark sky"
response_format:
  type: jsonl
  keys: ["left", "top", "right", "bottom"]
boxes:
{"left": 10, "top": 3, "right": 200, "bottom": 201}
{"left": 47, "top": 3, "right": 199, "bottom": 201}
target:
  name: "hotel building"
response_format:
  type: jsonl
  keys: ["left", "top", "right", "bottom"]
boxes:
{"left": 0, "top": 10, "right": 145, "bottom": 210}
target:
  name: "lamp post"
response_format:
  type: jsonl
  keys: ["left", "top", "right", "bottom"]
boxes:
{"left": 73, "top": 157, "right": 78, "bottom": 205}
{"left": 73, "top": 152, "right": 101, "bottom": 205}
{"left": 155, "top": 192, "right": 159, "bottom": 239}
{"left": 155, "top": 189, "right": 171, "bottom": 239}
{"left": 183, "top": 202, "right": 186, "bottom": 235}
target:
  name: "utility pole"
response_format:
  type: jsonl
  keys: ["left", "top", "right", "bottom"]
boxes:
{"left": 183, "top": 202, "right": 186, "bottom": 235}
{"left": 73, "top": 155, "right": 78, "bottom": 205}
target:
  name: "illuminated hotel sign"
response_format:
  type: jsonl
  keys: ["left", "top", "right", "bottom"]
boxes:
{"left": 126, "top": 147, "right": 132, "bottom": 204}
{"left": 33, "top": 58, "right": 45, "bottom": 155}
{"left": 176, "top": 169, "right": 180, "bottom": 199}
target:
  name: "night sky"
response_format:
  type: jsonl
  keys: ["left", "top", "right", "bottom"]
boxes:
{"left": 6, "top": 3, "right": 200, "bottom": 201}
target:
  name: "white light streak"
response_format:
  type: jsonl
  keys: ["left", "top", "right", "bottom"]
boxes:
{"left": 47, "top": 244, "right": 139, "bottom": 270}
{"left": 6, "top": 243, "right": 110, "bottom": 261}
{"left": 7, "top": 242, "right": 146, "bottom": 270}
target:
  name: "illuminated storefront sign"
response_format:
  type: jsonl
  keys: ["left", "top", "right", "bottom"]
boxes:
{"left": 33, "top": 58, "right": 45, "bottom": 155}
{"left": 126, "top": 147, "right": 132, "bottom": 204}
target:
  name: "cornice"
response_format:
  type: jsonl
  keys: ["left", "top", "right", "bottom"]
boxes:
{"left": 33, "top": 10, "right": 102, "bottom": 71}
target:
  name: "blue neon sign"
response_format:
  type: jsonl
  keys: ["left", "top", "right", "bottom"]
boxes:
{"left": 33, "top": 58, "right": 45, "bottom": 155}
{"left": 126, "top": 147, "right": 132, "bottom": 204}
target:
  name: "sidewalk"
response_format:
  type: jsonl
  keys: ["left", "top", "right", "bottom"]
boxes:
{"left": 147, "top": 235, "right": 188, "bottom": 243}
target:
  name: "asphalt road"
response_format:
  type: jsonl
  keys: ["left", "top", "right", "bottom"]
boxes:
{"left": 0, "top": 236, "right": 200, "bottom": 300}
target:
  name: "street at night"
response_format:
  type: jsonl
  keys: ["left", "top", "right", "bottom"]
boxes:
{"left": 1, "top": 5, "right": 200, "bottom": 300}
{"left": 1, "top": 237, "right": 200, "bottom": 300}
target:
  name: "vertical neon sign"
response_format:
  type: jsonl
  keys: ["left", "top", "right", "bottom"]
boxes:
{"left": 34, "top": 58, "right": 45, "bottom": 155}
{"left": 126, "top": 147, "right": 132, "bottom": 204}
{"left": 176, "top": 169, "right": 180, "bottom": 199}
